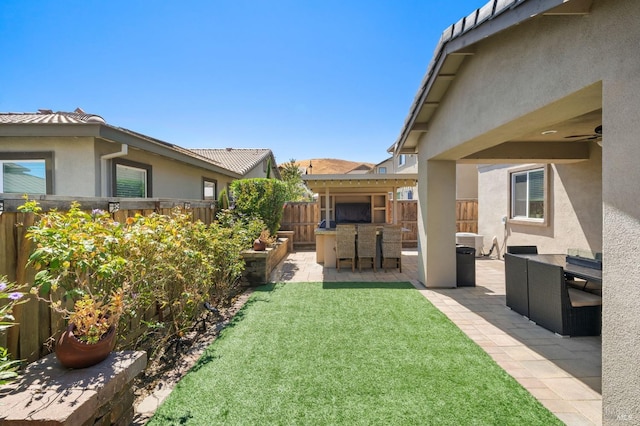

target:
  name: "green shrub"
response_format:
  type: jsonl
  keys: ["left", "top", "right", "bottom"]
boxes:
{"left": 22, "top": 199, "right": 257, "bottom": 348}
{"left": 230, "top": 178, "right": 287, "bottom": 235}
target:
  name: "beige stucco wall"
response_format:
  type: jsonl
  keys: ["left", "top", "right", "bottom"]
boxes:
{"left": 412, "top": 1, "right": 639, "bottom": 420}
{"left": 243, "top": 161, "right": 268, "bottom": 179}
{"left": 456, "top": 164, "right": 478, "bottom": 200}
{"left": 477, "top": 147, "right": 602, "bottom": 255}
{"left": 0, "top": 136, "right": 98, "bottom": 196}
{"left": 105, "top": 144, "right": 235, "bottom": 199}
{"left": 1, "top": 137, "right": 236, "bottom": 200}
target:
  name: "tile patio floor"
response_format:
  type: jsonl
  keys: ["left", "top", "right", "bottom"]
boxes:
{"left": 270, "top": 249, "right": 602, "bottom": 426}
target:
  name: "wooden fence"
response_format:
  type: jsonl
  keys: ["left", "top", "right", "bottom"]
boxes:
{"left": 456, "top": 199, "right": 478, "bottom": 234}
{"left": 280, "top": 202, "right": 320, "bottom": 249}
{"left": 0, "top": 195, "right": 216, "bottom": 363}
{"left": 281, "top": 199, "right": 478, "bottom": 249}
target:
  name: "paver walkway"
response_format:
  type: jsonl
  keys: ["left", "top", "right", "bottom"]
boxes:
{"left": 270, "top": 249, "right": 602, "bottom": 426}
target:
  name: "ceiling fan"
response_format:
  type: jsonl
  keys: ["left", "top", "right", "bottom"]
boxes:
{"left": 564, "top": 125, "right": 603, "bottom": 145}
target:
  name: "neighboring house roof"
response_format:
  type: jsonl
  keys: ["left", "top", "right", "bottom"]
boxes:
{"left": 0, "top": 109, "right": 106, "bottom": 124}
{"left": 191, "top": 148, "right": 281, "bottom": 178}
{"left": 0, "top": 109, "right": 242, "bottom": 178}
{"left": 347, "top": 164, "right": 373, "bottom": 174}
{"left": 369, "top": 157, "right": 393, "bottom": 172}
{"left": 391, "top": 0, "right": 589, "bottom": 155}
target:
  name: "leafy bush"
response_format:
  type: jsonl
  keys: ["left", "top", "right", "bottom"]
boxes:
{"left": 22, "top": 199, "right": 261, "bottom": 348}
{"left": 230, "top": 178, "right": 287, "bottom": 235}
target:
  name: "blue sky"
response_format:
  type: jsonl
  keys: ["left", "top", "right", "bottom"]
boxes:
{"left": 1, "top": 0, "right": 484, "bottom": 164}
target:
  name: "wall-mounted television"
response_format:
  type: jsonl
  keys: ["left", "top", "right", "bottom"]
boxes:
{"left": 335, "top": 203, "right": 371, "bottom": 224}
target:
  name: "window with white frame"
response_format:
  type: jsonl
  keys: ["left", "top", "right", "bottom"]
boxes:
{"left": 203, "top": 178, "right": 217, "bottom": 200}
{"left": 0, "top": 152, "right": 52, "bottom": 194}
{"left": 378, "top": 166, "right": 387, "bottom": 174}
{"left": 510, "top": 167, "right": 545, "bottom": 221}
{"left": 113, "top": 160, "right": 151, "bottom": 197}
{"left": 398, "top": 154, "right": 406, "bottom": 166}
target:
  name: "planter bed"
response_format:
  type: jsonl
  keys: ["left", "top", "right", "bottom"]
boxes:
{"left": 242, "top": 237, "right": 290, "bottom": 286}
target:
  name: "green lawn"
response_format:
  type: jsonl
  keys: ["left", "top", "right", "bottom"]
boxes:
{"left": 149, "top": 282, "right": 561, "bottom": 425}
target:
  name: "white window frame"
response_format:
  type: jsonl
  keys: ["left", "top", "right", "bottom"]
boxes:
{"left": 0, "top": 152, "right": 53, "bottom": 194}
{"left": 378, "top": 166, "right": 387, "bottom": 174}
{"left": 398, "top": 154, "right": 406, "bottom": 166}
{"left": 508, "top": 164, "right": 549, "bottom": 226}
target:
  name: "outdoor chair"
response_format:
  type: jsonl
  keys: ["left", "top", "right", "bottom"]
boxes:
{"left": 356, "top": 224, "right": 377, "bottom": 272}
{"left": 382, "top": 225, "right": 402, "bottom": 272}
{"left": 504, "top": 253, "right": 530, "bottom": 317}
{"left": 335, "top": 224, "right": 356, "bottom": 272}
{"left": 527, "top": 259, "right": 601, "bottom": 336}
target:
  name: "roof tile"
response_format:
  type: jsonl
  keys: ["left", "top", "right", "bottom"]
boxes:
{"left": 191, "top": 148, "right": 272, "bottom": 176}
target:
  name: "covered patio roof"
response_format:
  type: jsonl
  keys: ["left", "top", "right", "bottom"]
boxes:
{"left": 303, "top": 173, "right": 418, "bottom": 194}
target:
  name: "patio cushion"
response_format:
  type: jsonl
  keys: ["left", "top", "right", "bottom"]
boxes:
{"left": 568, "top": 288, "right": 602, "bottom": 307}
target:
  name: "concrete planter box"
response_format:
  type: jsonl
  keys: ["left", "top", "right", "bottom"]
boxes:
{"left": 242, "top": 237, "right": 290, "bottom": 286}
{"left": 277, "top": 230, "right": 295, "bottom": 252}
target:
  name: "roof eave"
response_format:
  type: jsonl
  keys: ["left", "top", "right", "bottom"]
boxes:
{"left": 392, "top": 0, "right": 591, "bottom": 156}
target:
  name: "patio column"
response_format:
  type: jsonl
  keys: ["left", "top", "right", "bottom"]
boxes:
{"left": 324, "top": 187, "right": 330, "bottom": 224}
{"left": 417, "top": 160, "right": 457, "bottom": 288}
{"left": 393, "top": 185, "right": 398, "bottom": 224}
{"left": 602, "top": 73, "right": 640, "bottom": 422}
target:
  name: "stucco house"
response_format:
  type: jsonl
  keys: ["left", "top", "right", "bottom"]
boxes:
{"left": 0, "top": 109, "right": 278, "bottom": 201}
{"left": 391, "top": 0, "right": 638, "bottom": 421}
{"left": 373, "top": 154, "right": 479, "bottom": 201}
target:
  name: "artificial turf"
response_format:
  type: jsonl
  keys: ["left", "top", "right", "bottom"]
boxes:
{"left": 149, "top": 282, "right": 561, "bottom": 425}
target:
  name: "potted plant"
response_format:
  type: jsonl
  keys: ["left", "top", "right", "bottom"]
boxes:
{"left": 21, "top": 200, "right": 130, "bottom": 368}
{"left": 53, "top": 290, "right": 124, "bottom": 368}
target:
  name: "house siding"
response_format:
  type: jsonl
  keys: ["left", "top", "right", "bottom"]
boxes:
{"left": 1, "top": 136, "right": 97, "bottom": 196}
{"left": 1, "top": 136, "right": 236, "bottom": 200}
{"left": 478, "top": 151, "right": 602, "bottom": 255}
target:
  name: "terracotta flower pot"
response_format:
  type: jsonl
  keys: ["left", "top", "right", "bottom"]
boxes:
{"left": 253, "top": 238, "right": 266, "bottom": 251}
{"left": 55, "top": 324, "right": 117, "bottom": 369}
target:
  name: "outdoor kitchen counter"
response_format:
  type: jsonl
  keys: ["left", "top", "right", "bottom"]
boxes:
{"left": 314, "top": 228, "right": 337, "bottom": 267}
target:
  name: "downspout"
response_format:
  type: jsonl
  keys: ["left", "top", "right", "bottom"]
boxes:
{"left": 100, "top": 144, "right": 128, "bottom": 197}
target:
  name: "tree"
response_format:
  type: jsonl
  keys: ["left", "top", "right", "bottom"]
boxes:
{"left": 280, "top": 159, "right": 310, "bottom": 201}
{"left": 230, "top": 178, "right": 288, "bottom": 235}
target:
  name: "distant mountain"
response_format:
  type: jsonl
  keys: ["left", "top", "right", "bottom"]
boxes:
{"left": 288, "top": 158, "right": 374, "bottom": 175}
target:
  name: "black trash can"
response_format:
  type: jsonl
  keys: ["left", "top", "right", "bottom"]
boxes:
{"left": 456, "top": 245, "right": 476, "bottom": 287}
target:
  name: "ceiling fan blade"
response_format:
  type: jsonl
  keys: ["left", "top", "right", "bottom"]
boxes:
{"left": 565, "top": 134, "right": 595, "bottom": 139}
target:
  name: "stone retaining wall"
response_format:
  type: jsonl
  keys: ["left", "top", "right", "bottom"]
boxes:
{"left": 0, "top": 351, "right": 147, "bottom": 425}
{"left": 242, "top": 237, "right": 290, "bottom": 286}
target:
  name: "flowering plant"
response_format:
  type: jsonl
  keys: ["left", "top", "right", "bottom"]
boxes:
{"left": 0, "top": 277, "right": 26, "bottom": 331}
{"left": 21, "top": 200, "right": 129, "bottom": 344}
{"left": 1, "top": 276, "right": 26, "bottom": 384}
